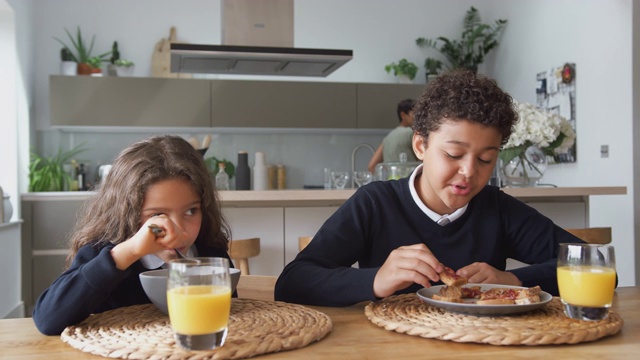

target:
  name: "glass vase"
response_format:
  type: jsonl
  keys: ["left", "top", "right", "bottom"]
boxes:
{"left": 501, "top": 145, "right": 548, "bottom": 187}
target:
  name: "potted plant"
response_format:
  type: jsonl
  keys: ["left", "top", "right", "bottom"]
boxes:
{"left": 416, "top": 6, "right": 507, "bottom": 73}
{"left": 59, "top": 47, "right": 77, "bottom": 75}
{"left": 54, "top": 26, "right": 110, "bottom": 75}
{"left": 424, "top": 57, "right": 443, "bottom": 83}
{"left": 114, "top": 59, "right": 135, "bottom": 77}
{"left": 384, "top": 58, "right": 418, "bottom": 82}
{"left": 28, "top": 144, "right": 86, "bottom": 192}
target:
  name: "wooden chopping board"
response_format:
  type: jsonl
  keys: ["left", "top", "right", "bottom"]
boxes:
{"left": 151, "top": 26, "right": 192, "bottom": 78}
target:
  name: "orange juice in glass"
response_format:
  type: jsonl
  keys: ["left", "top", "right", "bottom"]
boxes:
{"left": 557, "top": 244, "right": 616, "bottom": 321}
{"left": 168, "top": 258, "right": 231, "bottom": 350}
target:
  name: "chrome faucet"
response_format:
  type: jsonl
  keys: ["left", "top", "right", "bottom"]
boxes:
{"left": 351, "top": 143, "right": 375, "bottom": 188}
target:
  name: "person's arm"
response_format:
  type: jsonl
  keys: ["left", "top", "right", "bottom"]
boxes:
{"left": 32, "top": 244, "right": 130, "bottom": 335}
{"left": 368, "top": 144, "right": 384, "bottom": 172}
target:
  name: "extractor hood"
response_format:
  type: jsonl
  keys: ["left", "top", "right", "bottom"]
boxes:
{"left": 170, "top": 43, "right": 353, "bottom": 77}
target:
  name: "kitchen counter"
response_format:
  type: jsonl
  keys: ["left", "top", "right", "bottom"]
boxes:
{"left": 20, "top": 186, "right": 627, "bottom": 313}
{"left": 20, "top": 186, "right": 627, "bottom": 208}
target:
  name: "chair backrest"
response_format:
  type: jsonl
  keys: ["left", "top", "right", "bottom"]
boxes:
{"left": 228, "top": 237, "right": 261, "bottom": 275}
{"left": 236, "top": 275, "right": 277, "bottom": 302}
{"left": 565, "top": 227, "right": 612, "bottom": 244}
{"left": 298, "top": 236, "right": 312, "bottom": 252}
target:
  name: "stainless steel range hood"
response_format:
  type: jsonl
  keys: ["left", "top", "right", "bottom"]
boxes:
{"left": 170, "top": 43, "right": 352, "bottom": 77}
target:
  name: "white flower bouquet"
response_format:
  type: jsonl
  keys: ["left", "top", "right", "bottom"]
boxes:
{"left": 499, "top": 101, "right": 576, "bottom": 185}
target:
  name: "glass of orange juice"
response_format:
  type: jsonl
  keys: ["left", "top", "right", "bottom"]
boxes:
{"left": 167, "top": 257, "right": 232, "bottom": 350}
{"left": 557, "top": 243, "right": 616, "bottom": 321}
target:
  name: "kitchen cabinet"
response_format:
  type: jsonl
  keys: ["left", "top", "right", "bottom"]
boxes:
{"left": 21, "top": 196, "right": 85, "bottom": 315}
{"left": 50, "top": 76, "right": 210, "bottom": 127}
{"left": 211, "top": 80, "right": 357, "bottom": 128}
{"left": 1, "top": 221, "right": 23, "bottom": 318}
{"left": 50, "top": 76, "right": 424, "bottom": 129}
{"left": 356, "top": 83, "right": 424, "bottom": 129}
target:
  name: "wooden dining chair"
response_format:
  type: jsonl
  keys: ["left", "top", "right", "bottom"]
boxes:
{"left": 228, "top": 237, "right": 261, "bottom": 275}
{"left": 298, "top": 236, "right": 312, "bottom": 252}
{"left": 565, "top": 227, "right": 612, "bottom": 244}
{"left": 236, "top": 275, "right": 277, "bottom": 302}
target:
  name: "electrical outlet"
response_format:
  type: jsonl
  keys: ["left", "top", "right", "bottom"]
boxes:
{"left": 601, "top": 145, "right": 609, "bottom": 158}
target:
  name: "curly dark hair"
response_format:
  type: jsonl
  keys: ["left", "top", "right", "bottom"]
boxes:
{"left": 65, "top": 135, "right": 231, "bottom": 267}
{"left": 412, "top": 69, "right": 516, "bottom": 146}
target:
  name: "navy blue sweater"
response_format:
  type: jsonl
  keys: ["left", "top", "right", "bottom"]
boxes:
{"left": 33, "top": 242, "right": 230, "bottom": 335}
{"left": 275, "top": 178, "right": 584, "bottom": 306}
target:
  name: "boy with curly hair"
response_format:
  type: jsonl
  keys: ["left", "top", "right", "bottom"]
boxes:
{"left": 275, "top": 70, "right": 584, "bottom": 306}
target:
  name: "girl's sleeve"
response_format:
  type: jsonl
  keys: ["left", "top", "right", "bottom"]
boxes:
{"left": 32, "top": 244, "right": 130, "bottom": 335}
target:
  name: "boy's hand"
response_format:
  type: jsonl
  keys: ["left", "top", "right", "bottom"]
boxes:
{"left": 457, "top": 262, "right": 522, "bottom": 286}
{"left": 372, "top": 243, "right": 443, "bottom": 298}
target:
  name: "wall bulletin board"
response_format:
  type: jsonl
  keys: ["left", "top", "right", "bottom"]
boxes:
{"left": 536, "top": 63, "right": 576, "bottom": 163}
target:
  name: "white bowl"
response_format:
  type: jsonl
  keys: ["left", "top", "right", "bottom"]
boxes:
{"left": 140, "top": 267, "right": 241, "bottom": 315}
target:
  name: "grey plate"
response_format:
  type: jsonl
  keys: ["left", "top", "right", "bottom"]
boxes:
{"left": 416, "top": 284, "right": 552, "bottom": 316}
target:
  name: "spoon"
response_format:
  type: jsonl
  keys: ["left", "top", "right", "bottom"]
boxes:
{"left": 148, "top": 224, "right": 187, "bottom": 259}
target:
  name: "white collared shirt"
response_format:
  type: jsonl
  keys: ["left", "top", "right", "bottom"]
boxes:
{"left": 408, "top": 164, "right": 468, "bottom": 225}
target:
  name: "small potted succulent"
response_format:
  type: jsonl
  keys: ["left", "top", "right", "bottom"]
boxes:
{"left": 108, "top": 41, "right": 135, "bottom": 77}
{"left": 54, "top": 26, "right": 110, "bottom": 75}
{"left": 424, "top": 57, "right": 443, "bottom": 83}
{"left": 59, "top": 47, "right": 77, "bottom": 75}
{"left": 384, "top": 58, "right": 418, "bottom": 82}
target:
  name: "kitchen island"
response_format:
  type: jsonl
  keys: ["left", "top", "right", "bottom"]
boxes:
{"left": 20, "top": 186, "right": 626, "bottom": 315}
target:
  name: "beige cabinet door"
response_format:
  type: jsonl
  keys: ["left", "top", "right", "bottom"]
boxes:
{"left": 356, "top": 83, "right": 424, "bottom": 129}
{"left": 50, "top": 76, "right": 210, "bottom": 127}
{"left": 210, "top": 80, "right": 357, "bottom": 128}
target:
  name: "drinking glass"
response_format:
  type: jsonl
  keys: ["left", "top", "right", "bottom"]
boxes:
{"left": 168, "top": 257, "right": 232, "bottom": 350}
{"left": 557, "top": 243, "right": 616, "bottom": 321}
{"left": 331, "top": 171, "right": 350, "bottom": 190}
{"left": 353, "top": 170, "right": 373, "bottom": 188}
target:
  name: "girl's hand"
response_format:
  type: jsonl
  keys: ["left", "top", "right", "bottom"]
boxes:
{"left": 457, "top": 262, "right": 522, "bottom": 286}
{"left": 110, "top": 216, "right": 189, "bottom": 270}
{"left": 373, "top": 243, "right": 444, "bottom": 298}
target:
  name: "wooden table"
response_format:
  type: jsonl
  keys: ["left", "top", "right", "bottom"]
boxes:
{"left": 2, "top": 287, "right": 638, "bottom": 359}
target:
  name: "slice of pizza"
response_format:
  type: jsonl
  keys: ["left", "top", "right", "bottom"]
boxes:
{"left": 439, "top": 265, "right": 468, "bottom": 287}
{"left": 461, "top": 285, "right": 482, "bottom": 299}
{"left": 514, "top": 285, "right": 542, "bottom": 305}
{"left": 432, "top": 285, "right": 464, "bottom": 303}
{"left": 476, "top": 286, "right": 542, "bottom": 305}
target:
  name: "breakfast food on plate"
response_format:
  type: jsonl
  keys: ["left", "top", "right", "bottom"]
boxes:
{"left": 439, "top": 265, "right": 468, "bottom": 287}
{"left": 432, "top": 265, "right": 542, "bottom": 305}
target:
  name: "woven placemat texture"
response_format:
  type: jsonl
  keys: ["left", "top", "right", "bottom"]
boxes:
{"left": 61, "top": 299, "right": 332, "bottom": 359}
{"left": 365, "top": 294, "right": 623, "bottom": 346}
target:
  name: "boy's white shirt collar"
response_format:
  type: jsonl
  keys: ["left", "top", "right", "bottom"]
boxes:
{"left": 408, "top": 164, "right": 468, "bottom": 224}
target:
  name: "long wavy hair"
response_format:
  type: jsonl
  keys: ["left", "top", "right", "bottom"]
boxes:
{"left": 412, "top": 69, "right": 517, "bottom": 146}
{"left": 65, "top": 135, "right": 230, "bottom": 267}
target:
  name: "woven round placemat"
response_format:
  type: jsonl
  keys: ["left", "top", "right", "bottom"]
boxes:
{"left": 61, "top": 299, "right": 332, "bottom": 359}
{"left": 365, "top": 294, "right": 623, "bottom": 346}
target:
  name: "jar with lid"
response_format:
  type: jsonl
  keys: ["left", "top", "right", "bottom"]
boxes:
{"left": 215, "top": 162, "right": 230, "bottom": 191}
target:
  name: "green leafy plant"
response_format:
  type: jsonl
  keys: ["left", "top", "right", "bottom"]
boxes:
{"left": 204, "top": 157, "right": 235, "bottom": 180}
{"left": 416, "top": 7, "right": 507, "bottom": 73}
{"left": 86, "top": 56, "right": 104, "bottom": 70}
{"left": 54, "top": 26, "right": 110, "bottom": 65}
{"left": 28, "top": 144, "right": 87, "bottom": 192}
{"left": 424, "top": 58, "right": 443, "bottom": 75}
{"left": 115, "top": 59, "right": 135, "bottom": 67}
{"left": 384, "top": 58, "right": 418, "bottom": 80}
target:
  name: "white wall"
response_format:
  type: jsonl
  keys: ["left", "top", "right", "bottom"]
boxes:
{"left": 9, "top": 0, "right": 636, "bottom": 286}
